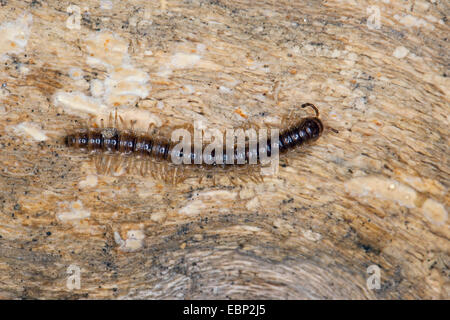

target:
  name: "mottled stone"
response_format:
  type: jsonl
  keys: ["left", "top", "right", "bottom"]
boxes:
{"left": 0, "top": 0, "right": 448, "bottom": 299}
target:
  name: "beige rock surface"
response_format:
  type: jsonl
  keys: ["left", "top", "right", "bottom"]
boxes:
{"left": 0, "top": 0, "right": 448, "bottom": 299}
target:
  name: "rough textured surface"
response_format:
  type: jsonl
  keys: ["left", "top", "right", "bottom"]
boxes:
{"left": 0, "top": 0, "right": 448, "bottom": 299}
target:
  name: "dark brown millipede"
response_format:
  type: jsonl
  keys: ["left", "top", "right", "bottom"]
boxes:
{"left": 64, "top": 103, "right": 324, "bottom": 166}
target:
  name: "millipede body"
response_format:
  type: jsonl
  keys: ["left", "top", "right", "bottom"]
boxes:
{"left": 64, "top": 103, "right": 324, "bottom": 166}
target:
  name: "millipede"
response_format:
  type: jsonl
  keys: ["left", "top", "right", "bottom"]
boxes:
{"left": 64, "top": 103, "right": 324, "bottom": 184}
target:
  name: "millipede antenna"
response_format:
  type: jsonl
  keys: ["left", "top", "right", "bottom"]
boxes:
{"left": 300, "top": 103, "right": 320, "bottom": 117}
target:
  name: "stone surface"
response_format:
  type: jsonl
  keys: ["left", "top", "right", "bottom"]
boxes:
{"left": 0, "top": 0, "right": 448, "bottom": 299}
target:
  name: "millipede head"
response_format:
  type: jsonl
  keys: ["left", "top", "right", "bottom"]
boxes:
{"left": 299, "top": 103, "right": 323, "bottom": 139}
{"left": 301, "top": 117, "right": 324, "bottom": 140}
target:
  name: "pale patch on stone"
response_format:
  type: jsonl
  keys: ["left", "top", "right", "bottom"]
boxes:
{"left": 422, "top": 198, "right": 447, "bottom": 226}
{"left": 1, "top": 83, "right": 12, "bottom": 97}
{"left": 0, "top": 13, "right": 33, "bottom": 59}
{"left": 12, "top": 122, "right": 48, "bottom": 141}
{"left": 53, "top": 91, "right": 108, "bottom": 116}
{"left": 344, "top": 52, "right": 357, "bottom": 67}
{"left": 239, "top": 187, "right": 255, "bottom": 200}
{"left": 158, "top": 52, "right": 202, "bottom": 77}
{"left": 414, "top": 1, "right": 430, "bottom": 11}
{"left": 116, "top": 230, "right": 145, "bottom": 252}
{"left": 90, "top": 79, "right": 104, "bottom": 97}
{"left": 272, "top": 218, "right": 294, "bottom": 236}
{"left": 18, "top": 64, "right": 30, "bottom": 74}
{"left": 85, "top": 31, "right": 129, "bottom": 69}
{"left": 100, "top": 0, "right": 113, "bottom": 10}
{"left": 156, "top": 101, "right": 165, "bottom": 109}
{"left": 263, "top": 115, "right": 281, "bottom": 126}
{"left": 103, "top": 68, "right": 150, "bottom": 105}
{"left": 196, "top": 43, "right": 206, "bottom": 53}
{"left": 157, "top": 69, "right": 172, "bottom": 78}
{"left": 150, "top": 212, "right": 166, "bottom": 223}
{"left": 328, "top": 110, "right": 342, "bottom": 121}
{"left": 182, "top": 84, "right": 195, "bottom": 94}
{"left": 179, "top": 190, "right": 237, "bottom": 215}
{"left": 303, "top": 230, "right": 322, "bottom": 242}
{"left": 200, "top": 190, "right": 237, "bottom": 200}
{"left": 400, "top": 175, "right": 445, "bottom": 196}
{"left": 179, "top": 200, "right": 208, "bottom": 216}
{"left": 394, "top": 14, "right": 433, "bottom": 30}
{"left": 345, "top": 176, "right": 417, "bottom": 208}
{"left": 304, "top": 44, "right": 314, "bottom": 51}
{"left": 114, "top": 231, "right": 123, "bottom": 245}
{"left": 170, "top": 52, "right": 201, "bottom": 69}
{"left": 68, "top": 67, "right": 84, "bottom": 80}
{"left": 82, "top": 31, "right": 152, "bottom": 107}
{"left": 57, "top": 200, "right": 91, "bottom": 222}
{"left": 193, "top": 234, "right": 203, "bottom": 241}
{"left": 425, "top": 15, "right": 438, "bottom": 23}
{"left": 137, "top": 180, "right": 156, "bottom": 198}
{"left": 321, "top": 78, "right": 352, "bottom": 97}
{"left": 331, "top": 49, "right": 341, "bottom": 58}
{"left": 219, "top": 86, "right": 232, "bottom": 94}
{"left": 109, "top": 66, "right": 150, "bottom": 83}
{"left": 73, "top": 79, "right": 89, "bottom": 90}
{"left": 78, "top": 174, "right": 98, "bottom": 188}
{"left": 393, "top": 46, "right": 409, "bottom": 59}
{"left": 245, "top": 197, "right": 260, "bottom": 211}
{"left": 408, "top": 52, "right": 423, "bottom": 62}
{"left": 239, "top": 225, "right": 261, "bottom": 232}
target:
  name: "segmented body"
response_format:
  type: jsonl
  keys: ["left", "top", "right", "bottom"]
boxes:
{"left": 64, "top": 104, "right": 324, "bottom": 165}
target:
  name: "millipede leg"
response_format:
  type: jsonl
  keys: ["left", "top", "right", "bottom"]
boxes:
{"left": 88, "top": 114, "right": 98, "bottom": 128}
{"left": 124, "top": 157, "right": 133, "bottom": 174}
{"left": 139, "top": 160, "right": 146, "bottom": 176}
{"left": 118, "top": 115, "right": 126, "bottom": 131}
{"left": 144, "top": 160, "right": 149, "bottom": 176}
{"left": 258, "top": 173, "right": 264, "bottom": 183}
{"left": 157, "top": 163, "right": 164, "bottom": 181}
{"left": 102, "top": 155, "right": 111, "bottom": 174}
{"left": 228, "top": 175, "right": 237, "bottom": 186}
{"left": 93, "top": 154, "right": 103, "bottom": 174}
{"left": 147, "top": 122, "right": 156, "bottom": 135}
{"left": 172, "top": 166, "right": 178, "bottom": 185}
{"left": 158, "top": 163, "right": 164, "bottom": 181}
{"left": 103, "top": 156, "right": 111, "bottom": 175}
{"left": 108, "top": 111, "right": 114, "bottom": 127}
{"left": 112, "top": 156, "right": 122, "bottom": 174}
{"left": 130, "top": 120, "right": 137, "bottom": 133}
{"left": 145, "top": 160, "right": 150, "bottom": 177}
{"left": 153, "top": 162, "right": 159, "bottom": 180}
{"left": 150, "top": 162, "right": 156, "bottom": 179}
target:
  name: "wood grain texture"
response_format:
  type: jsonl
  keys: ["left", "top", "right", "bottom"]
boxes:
{"left": 0, "top": 0, "right": 448, "bottom": 299}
